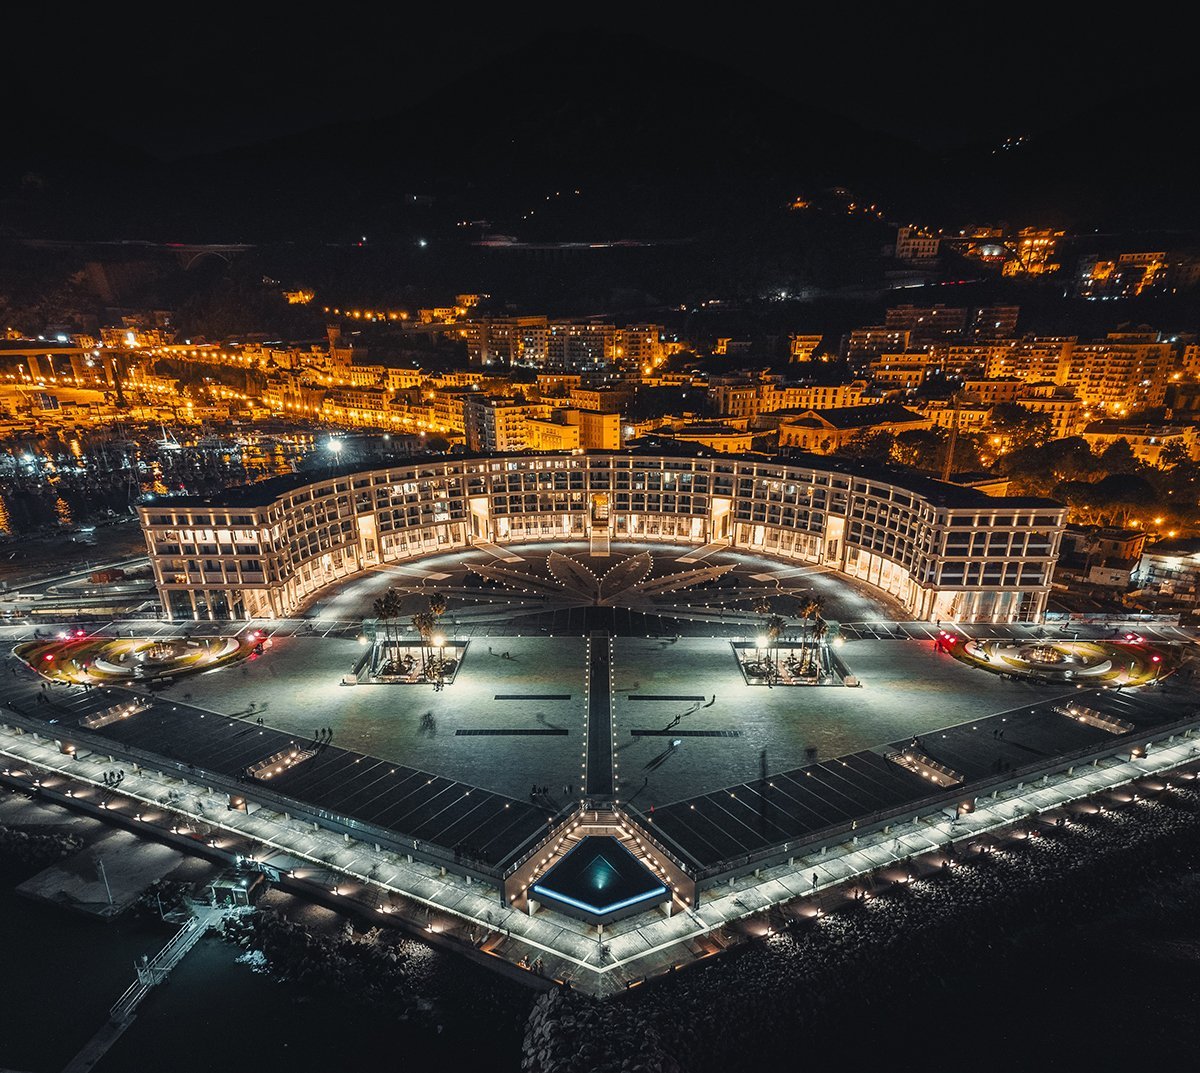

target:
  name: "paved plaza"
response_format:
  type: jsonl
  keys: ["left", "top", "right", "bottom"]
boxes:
{"left": 3, "top": 536, "right": 1198, "bottom": 994}
{"left": 6, "top": 539, "right": 1192, "bottom": 815}
{"left": 173, "top": 634, "right": 589, "bottom": 804}
{"left": 304, "top": 540, "right": 906, "bottom": 631}
{"left": 120, "top": 627, "right": 1052, "bottom": 808}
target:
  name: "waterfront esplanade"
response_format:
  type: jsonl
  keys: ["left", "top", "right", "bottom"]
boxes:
{"left": 137, "top": 449, "right": 1066, "bottom": 624}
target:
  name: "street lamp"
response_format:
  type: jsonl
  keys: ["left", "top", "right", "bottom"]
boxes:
{"left": 432, "top": 632, "right": 446, "bottom": 683}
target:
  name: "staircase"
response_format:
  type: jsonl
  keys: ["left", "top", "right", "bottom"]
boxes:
{"left": 590, "top": 529, "right": 610, "bottom": 556}
{"left": 524, "top": 810, "right": 667, "bottom": 889}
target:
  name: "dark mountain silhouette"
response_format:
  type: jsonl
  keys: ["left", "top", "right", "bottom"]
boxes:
{"left": 2, "top": 33, "right": 1195, "bottom": 243}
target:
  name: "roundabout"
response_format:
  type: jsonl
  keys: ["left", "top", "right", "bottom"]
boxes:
{"left": 15, "top": 632, "right": 256, "bottom": 685}
{"left": 949, "top": 634, "right": 1172, "bottom": 687}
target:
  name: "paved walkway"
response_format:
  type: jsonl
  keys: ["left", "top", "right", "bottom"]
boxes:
{"left": 585, "top": 632, "right": 614, "bottom": 799}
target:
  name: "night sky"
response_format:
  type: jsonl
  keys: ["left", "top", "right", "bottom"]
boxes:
{"left": 12, "top": 10, "right": 1188, "bottom": 159}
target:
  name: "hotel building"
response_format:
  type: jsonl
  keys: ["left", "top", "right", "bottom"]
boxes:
{"left": 139, "top": 450, "right": 1064, "bottom": 625}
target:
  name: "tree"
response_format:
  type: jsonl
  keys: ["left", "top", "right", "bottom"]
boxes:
{"left": 797, "top": 597, "right": 822, "bottom": 674}
{"left": 764, "top": 613, "right": 788, "bottom": 674}
{"left": 1090, "top": 473, "right": 1157, "bottom": 526}
{"left": 411, "top": 610, "right": 435, "bottom": 680}
{"left": 1150, "top": 441, "right": 1200, "bottom": 527}
{"left": 1056, "top": 473, "right": 1157, "bottom": 527}
{"left": 1098, "top": 438, "right": 1141, "bottom": 476}
{"left": 988, "top": 403, "right": 1056, "bottom": 453}
{"left": 428, "top": 592, "right": 447, "bottom": 620}
{"left": 892, "top": 428, "right": 948, "bottom": 472}
{"left": 1158, "top": 441, "right": 1193, "bottom": 471}
{"left": 841, "top": 429, "right": 896, "bottom": 463}
{"left": 372, "top": 588, "right": 403, "bottom": 659}
{"left": 809, "top": 617, "right": 828, "bottom": 676}
{"left": 995, "top": 437, "right": 1102, "bottom": 497}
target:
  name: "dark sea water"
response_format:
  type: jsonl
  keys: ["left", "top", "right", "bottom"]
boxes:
{"left": 5, "top": 854, "right": 1200, "bottom": 1073}
{"left": 96, "top": 934, "right": 530, "bottom": 1073}
{"left": 0, "top": 865, "right": 531, "bottom": 1073}
{"left": 0, "top": 872, "right": 175, "bottom": 1073}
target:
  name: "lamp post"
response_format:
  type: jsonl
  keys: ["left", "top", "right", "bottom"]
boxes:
{"left": 96, "top": 856, "right": 113, "bottom": 908}
{"left": 432, "top": 632, "right": 445, "bottom": 685}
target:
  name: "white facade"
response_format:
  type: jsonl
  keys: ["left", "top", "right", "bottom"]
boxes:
{"left": 139, "top": 452, "right": 1065, "bottom": 624}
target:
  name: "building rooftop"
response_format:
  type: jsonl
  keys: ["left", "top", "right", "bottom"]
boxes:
{"left": 140, "top": 446, "right": 1062, "bottom": 513}
{"left": 636, "top": 687, "right": 1191, "bottom": 873}
{"left": 782, "top": 403, "right": 926, "bottom": 430}
{"left": 1144, "top": 537, "right": 1200, "bottom": 557}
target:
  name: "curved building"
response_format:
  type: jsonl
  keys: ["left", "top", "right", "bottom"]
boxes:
{"left": 138, "top": 450, "right": 1065, "bottom": 623}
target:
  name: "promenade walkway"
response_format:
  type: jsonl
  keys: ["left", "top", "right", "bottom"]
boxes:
{"left": 585, "top": 632, "right": 615, "bottom": 800}
{"left": 6, "top": 714, "right": 1200, "bottom": 996}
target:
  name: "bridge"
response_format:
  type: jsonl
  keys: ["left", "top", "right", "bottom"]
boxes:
{"left": 61, "top": 905, "right": 229, "bottom": 1073}
{"left": 20, "top": 238, "right": 255, "bottom": 270}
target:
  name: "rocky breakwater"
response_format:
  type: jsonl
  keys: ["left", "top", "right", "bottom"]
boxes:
{"left": 521, "top": 986, "right": 682, "bottom": 1073}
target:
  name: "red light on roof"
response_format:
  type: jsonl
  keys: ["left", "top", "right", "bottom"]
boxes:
{"left": 44, "top": 654, "right": 53, "bottom": 661}
{"left": 1152, "top": 655, "right": 1161, "bottom": 662}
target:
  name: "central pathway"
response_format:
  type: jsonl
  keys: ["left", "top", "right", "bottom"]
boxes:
{"left": 585, "top": 631, "right": 615, "bottom": 800}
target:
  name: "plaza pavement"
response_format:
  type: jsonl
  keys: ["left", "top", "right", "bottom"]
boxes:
{"left": 171, "top": 634, "right": 588, "bottom": 804}
{"left": 112, "top": 628, "right": 1053, "bottom": 811}
{"left": 610, "top": 636, "right": 1044, "bottom": 806}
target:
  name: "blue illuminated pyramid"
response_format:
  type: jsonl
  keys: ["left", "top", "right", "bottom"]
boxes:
{"left": 532, "top": 835, "right": 669, "bottom": 924}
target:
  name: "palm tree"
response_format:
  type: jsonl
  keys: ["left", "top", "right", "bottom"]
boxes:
{"left": 809, "top": 616, "right": 828, "bottom": 677}
{"left": 427, "top": 591, "right": 449, "bottom": 679}
{"left": 764, "top": 614, "right": 788, "bottom": 676}
{"left": 411, "top": 610, "right": 435, "bottom": 680}
{"left": 372, "top": 588, "right": 402, "bottom": 661}
{"left": 797, "top": 597, "right": 822, "bottom": 675}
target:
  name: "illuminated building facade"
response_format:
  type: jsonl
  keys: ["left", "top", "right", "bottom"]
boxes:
{"left": 139, "top": 451, "right": 1064, "bottom": 624}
